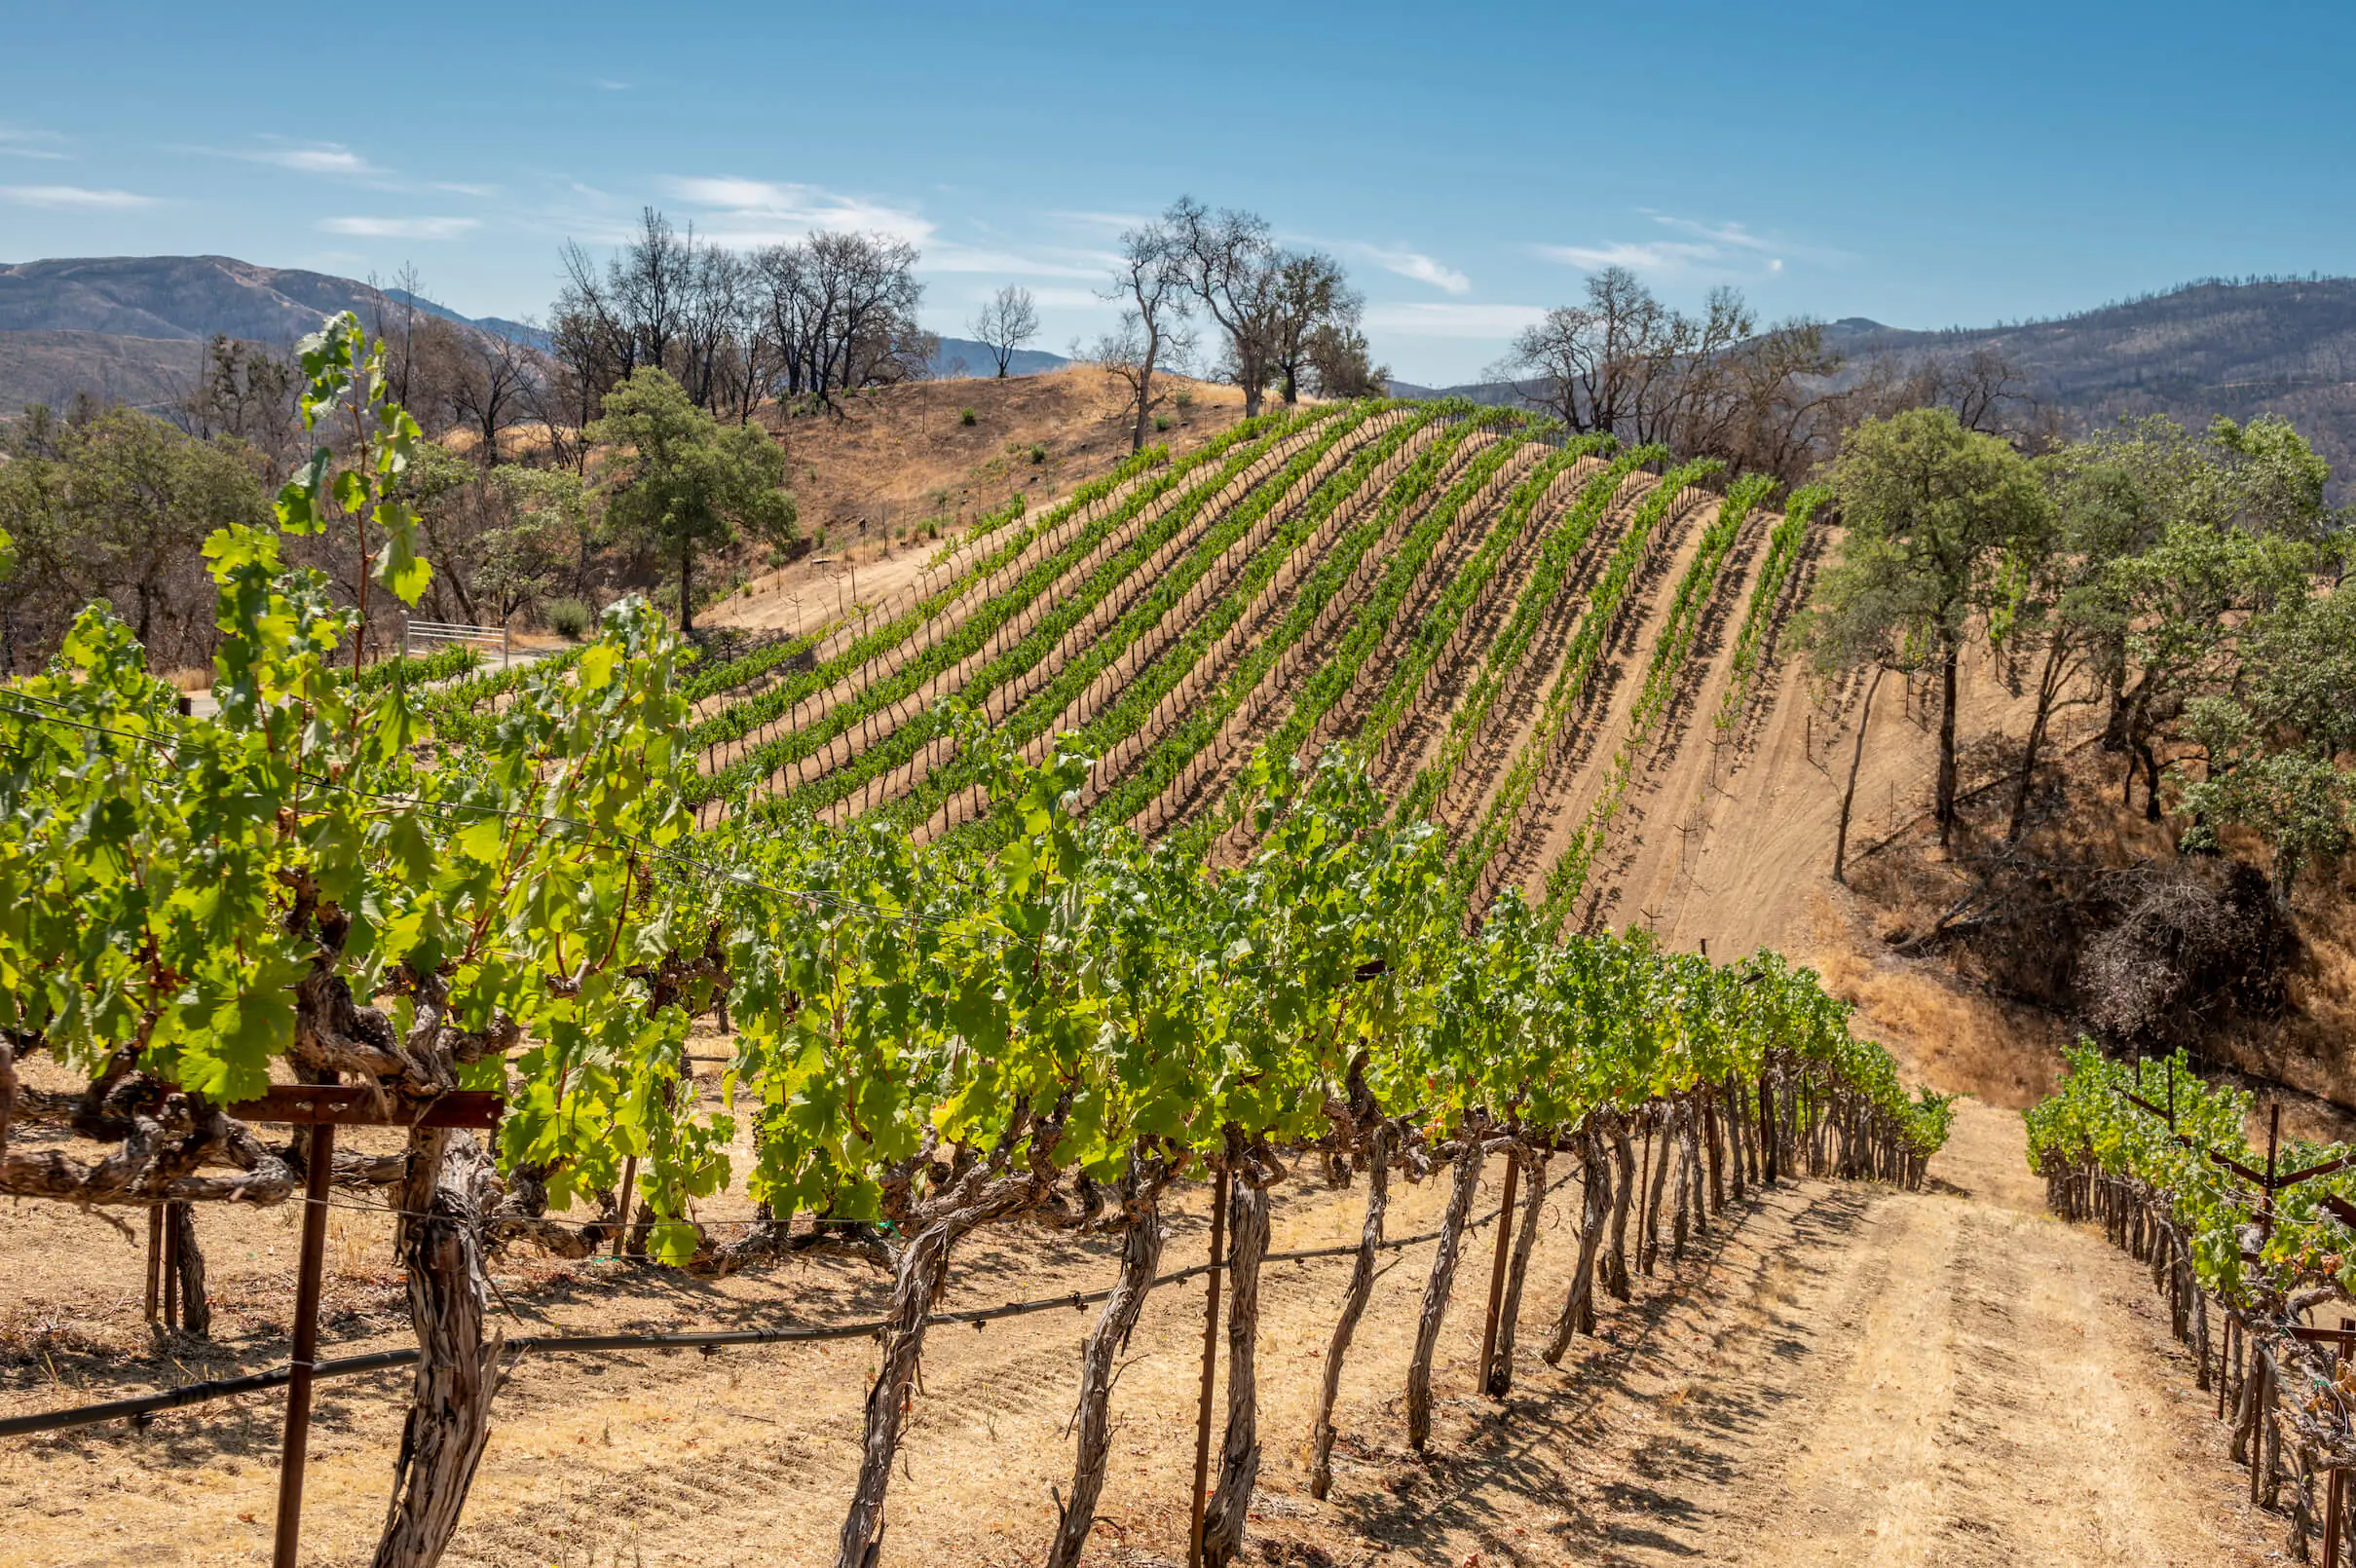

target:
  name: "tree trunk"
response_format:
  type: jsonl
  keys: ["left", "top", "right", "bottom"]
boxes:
{"left": 1200, "top": 1176, "right": 1271, "bottom": 1568}
{"left": 837, "top": 1175, "right": 1031, "bottom": 1568}
{"left": 2007, "top": 630, "right": 2070, "bottom": 841}
{"left": 1487, "top": 1148, "right": 1550, "bottom": 1396}
{"left": 1405, "top": 1141, "right": 1483, "bottom": 1452}
{"left": 1603, "top": 1123, "right": 1636, "bottom": 1301}
{"left": 371, "top": 1131, "right": 501, "bottom": 1568}
{"left": 1834, "top": 666, "right": 1886, "bottom": 883}
{"left": 1544, "top": 1133, "right": 1613, "bottom": 1363}
{"left": 1046, "top": 1187, "right": 1162, "bottom": 1568}
{"left": 1935, "top": 640, "right": 1961, "bottom": 844}
{"left": 1309, "top": 1122, "right": 1389, "bottom": 1500}
{"left": 166, "top": 1201, "right": 210, "bottom": 1339}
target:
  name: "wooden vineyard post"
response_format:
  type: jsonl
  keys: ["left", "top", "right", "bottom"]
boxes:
{"left": 161, "top": 1206, "right": 179, "bottom": 1329}
{"left": 2331, "top": 1318, "right": 2352, "bottom": 1568}
{"left": 613, "top": 1154, "right": 640, "bottom": 1257}
{"left": 1477, "top": 1152, "right": 1521, "bottom": 1397}
{"left": 1188, "top": 1164, "right": 1231, "bottom": 1568}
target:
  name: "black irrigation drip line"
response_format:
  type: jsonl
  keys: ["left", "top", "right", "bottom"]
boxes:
{"left": 0, "top": 1168, "right": 1576, "bottom": 1441}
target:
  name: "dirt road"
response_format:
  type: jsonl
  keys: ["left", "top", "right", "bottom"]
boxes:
{"left": 0, "top": 1104, "right": 2284, "bottom": 1567}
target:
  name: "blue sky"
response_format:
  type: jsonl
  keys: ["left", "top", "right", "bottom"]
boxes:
{"left": 2, "top": 1, "right": 2350, "bottom": 384}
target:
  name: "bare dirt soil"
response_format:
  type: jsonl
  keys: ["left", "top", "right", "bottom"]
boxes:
{"left": 700, "top": 370, "right": 1253, "bottom": 643}
{"left": 0, "top": 1103, "right": 2286, "bottom": 1567}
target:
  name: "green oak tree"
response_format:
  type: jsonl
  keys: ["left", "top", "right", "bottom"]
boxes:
{"left": 586, "top": 368, "right": 795, "bottom": 632}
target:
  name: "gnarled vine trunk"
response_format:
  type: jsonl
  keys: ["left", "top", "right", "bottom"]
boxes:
{"left": 837, "top": 1173, "right": 1032, "bottom": 1568}
{"left": 166, "top": 1201, "right": 211, "bottom": 1338}
{"left": 1046, "top": 1174, "right": 1164, "bottom": 1568}
{"left": 1603, "top": 1121, "right": 1636, "bottom": 1301}
{"left": 1310, "top": 1121, "right": 1390, "bottom": 1499}
{"left": 1405, "top": 1139, "right": 1484, "bottom": 1451}
{"left": 1200, "top": 1174, "right": 1271, "bottom": 1568}
{"left": 1545, "top": 1131, "right": 1612, "bottom": 1363}
{"left": 372, "top": 1131, "right": 501, "bottom": 1568}
{"left": 1486, "top": 1146, "right": 1550, "bottom": 1396}
{"left": 1642, "top": 1107, "right": 1675, "bottom": 1273}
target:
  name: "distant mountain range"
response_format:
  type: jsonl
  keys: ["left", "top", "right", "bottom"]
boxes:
{"left": 1393, "top": 277, "right": 2356, "bottom": 495}
{"left": 8, "top": 258, "right": 2354, "bottom": 494}
{"left": 0, "top": 255, "right": 542, "bottom": 414}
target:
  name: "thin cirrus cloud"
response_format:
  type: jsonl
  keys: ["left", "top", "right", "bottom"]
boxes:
{"left": 1363, "top": 302, "right": 1548, "bottom": 338}
{"left": 664, "top": 176, "right": 937, "bottom": 247}
{"left": 0, "top": 125, "right": 71, "bottom": 161}
{"left": 190, "top": 137, "right": 387, "bottom": 176}
{"left": 1353, "top": 243, "right": 1472, "bottom": 296}
{"left": 1, "top": 184, "right": 157, "bottom": 209}
{"left": 1534, "top": 214, "right": 1844, "bottom": 281}
{"left": 318, "top": 215, "right": 480, "bottom": 240}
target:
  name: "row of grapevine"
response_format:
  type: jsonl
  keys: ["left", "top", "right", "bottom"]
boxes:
{"left": 1399, "top": 447, "right": 1664, "bottom": 827}
{"left": 770, "top": 406, "right": 1371, "bottom": 825}
{"left": 2024, "top": 1045, "right": 2356, "bottom": 1559}
{"left": 1534, "top": 469, "right": 1767, "bottom": 930}
{"left": 684, "top": 412, "right": 1326, "bottom": 817}
{"left": 906, "top": 408, "right": 1450, "bottom": 842}
{"left": 1360, "top": 441, "right": 1617, "bottom": 772}
{"left": 1121, "top": 417, "right": 1530, "bottom": 844}
{"left": 1708, "top": 483, "right": 1829, "bottom": 743}
{"left": 815, "top": 404, "right": 1412, "bottom": 831}
{"left": 680, "top": 441, "right": 1188, "bottom": 770}
{"left": 1456, "top": 461, "right": 1711, "bottom": 905}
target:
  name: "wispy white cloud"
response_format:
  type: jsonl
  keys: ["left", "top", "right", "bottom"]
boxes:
{"left": 0, "top": 125, "right": 71, "bottom": 162}
{"left": 200, "top": 138, "right": 386, "bottom": 176}
{"left": 318, "top": 215, "right": 480, "bottom": 240}
{"left": 926, "top": 243, "right": 1114, "bottom": 280}
{"left": 1, "top": 184, "right": 156, "bottom": 209}
{"left": 432, "top": 181, "right": 499, "bottom": 198}
{"left": 591, "top": 79, "right": 630, "bottom": 92}
{"left": 1536, "top": 212, "right": 1850, "bottom": 283}
{"left": 1047, "top": 208, "right": 1153, "bottom": 235}
{"left": 1534, "top": 239, "right": 1724, "bottom": 275}
{"left": 664, "top": 176, "right": 936, "bottom": 246}
{"left": 1352, "top": 243, "right": 1471, "bottom": 296}
{"left": 1363, "top": 302, "right": 1548, "bottom": 338}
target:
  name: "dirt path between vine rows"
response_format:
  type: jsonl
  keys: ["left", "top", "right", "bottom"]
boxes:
{"left": 1, "top": 1101, "right": 2286, "bottom": 1568}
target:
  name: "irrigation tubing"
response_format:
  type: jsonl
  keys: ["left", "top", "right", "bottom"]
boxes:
{"left": 1, "top": 1169, "right": 1575, "bottom": 1441}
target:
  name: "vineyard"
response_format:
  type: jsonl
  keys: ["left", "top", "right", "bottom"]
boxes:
{"left": 1, "top": 318, "right": 2054, "bottom": 1568}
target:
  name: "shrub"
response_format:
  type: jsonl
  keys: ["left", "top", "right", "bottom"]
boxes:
{"left": 959, "top": 407, "right": 977, "bottom": 427}
{"left": 546, "top": 598, "right": 593, "bottom": 640}
{"left": 1174, "top": 390, "right": 1195, "bottom": 412}
{"left": 1154, "top": 415, "right": 1173, "bottom": 431}
{"left": 1028, "top": 443, "right": 1048, "bottom": 465}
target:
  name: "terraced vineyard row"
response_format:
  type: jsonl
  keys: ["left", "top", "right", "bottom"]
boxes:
{"left": 687, "top": 396, "right": 1822, "bottom": 927}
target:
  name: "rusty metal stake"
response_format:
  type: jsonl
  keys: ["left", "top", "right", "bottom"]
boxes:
{"left": 272, "top": 1117, "right": 336, "bottom": 1568}
{"left": 1477, "top": 1153, "right": 1520, "bottom": 1396}
{"left": 1187, "top": 1164, "right": 1231, "bottom": 1568}
{"left": 144, "top": 1205, "right": 163, "bottom": 1325}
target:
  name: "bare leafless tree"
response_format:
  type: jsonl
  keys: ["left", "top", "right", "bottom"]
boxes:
{"left": 969, "top": 285, "right": 1040, "bottom": 377}
{"left": 1493, "top": 265, "right": 1682, "bottom": 438}
{"left": 1087, "top": 222, "right": 1191, "bottom": 451}
{"left": 1166, "top": 197, "right": 1280, "bottom": 417}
